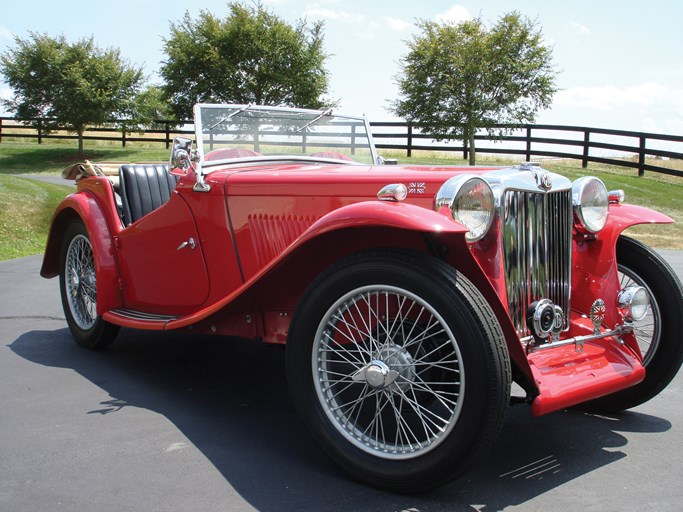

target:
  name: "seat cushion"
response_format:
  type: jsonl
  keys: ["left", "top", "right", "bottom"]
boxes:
{"left": 119, "top": 164, "right": 178, "bottom": 225}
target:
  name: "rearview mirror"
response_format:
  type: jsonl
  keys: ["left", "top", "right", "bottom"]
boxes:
{"left": 170, "top": 137, "right": 194, "bottom": 175}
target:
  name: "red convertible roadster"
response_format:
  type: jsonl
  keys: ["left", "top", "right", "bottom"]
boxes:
{"left": 42, "top": 104, "right": 683, "bottom": 492}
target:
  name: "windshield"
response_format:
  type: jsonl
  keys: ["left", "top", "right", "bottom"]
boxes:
{"left": 194, "top": 104, "right": 377, "bottom": 166}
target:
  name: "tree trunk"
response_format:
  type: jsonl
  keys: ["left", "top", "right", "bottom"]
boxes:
{"left": 77, "top": 129, "right": 84, "bottom": 156}
{"left": 468, "top": 130, "right": 476, "bottom": 166}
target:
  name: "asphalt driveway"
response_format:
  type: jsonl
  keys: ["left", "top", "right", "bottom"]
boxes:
{"left": 1, "top": 253, "right": 682, "bottom": 512}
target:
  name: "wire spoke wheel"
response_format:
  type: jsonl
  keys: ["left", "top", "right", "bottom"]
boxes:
{"left": 314, "top": 285, "right": 464, "bottom": 459}
{"left": 65, "top": 234, "right": 98, "bottom": 330}
{"left": 287, "top": 251, "right": 510, "bottom": 492}
{"left": 59, "top": 220, "right": 119, "bottom": 349}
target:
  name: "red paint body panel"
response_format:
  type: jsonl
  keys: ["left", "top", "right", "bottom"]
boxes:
{"left": 41, "top": 158, "right": 675, "bottom": 415}
{"left": 529, "top": 315, "right": 646, "bottom": 416}
{"left": 116, "top": 192, "right": 210, "bottom": 311}
{"left": 41, "top": 179, "right": 122, "bottom": 314}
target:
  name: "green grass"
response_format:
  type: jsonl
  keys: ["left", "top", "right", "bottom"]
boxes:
{"left": 0, "top": 142, "right": 680, "bottom": 261}
{"left": 0, "top": 174, "right": 72, "bottom": 260}
{"left": 0, "top": 141, "right": 170, "bottom": 175}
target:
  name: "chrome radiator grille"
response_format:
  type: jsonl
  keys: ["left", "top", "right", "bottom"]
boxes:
{"left": 502, "top": 189, "right": 573, "bottom": 335}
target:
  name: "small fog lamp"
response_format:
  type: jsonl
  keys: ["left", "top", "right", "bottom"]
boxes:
{"left": 617, "top": 286, "right": 650, "bottom": 322}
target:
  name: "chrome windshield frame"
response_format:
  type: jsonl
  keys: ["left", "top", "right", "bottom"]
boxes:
{"left": 192, "top": 103, "right": 378, "bottom": 179}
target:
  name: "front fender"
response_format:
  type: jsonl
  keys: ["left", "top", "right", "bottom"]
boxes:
{"left": 572, "top": 203, "right": 674, "bottom": 335}
{"left": 303, "top": 200, "right": 471, "bottom": 238}
{"left": 166, "top": 200, "right": 471, "bottom": 330}
{"left": 604, "top": 203, "right": 674, "bottom": 239}
{"left": 41, "top": 191, "right": 121, "bottom": 314}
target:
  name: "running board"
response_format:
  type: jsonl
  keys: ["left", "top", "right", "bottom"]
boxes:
{"left": 103, "top": 308, "right": 178, "bottom": 330}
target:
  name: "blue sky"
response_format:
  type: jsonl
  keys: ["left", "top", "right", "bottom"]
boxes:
{"left": 1, "top": 0, "right": 682, "bottom": 135}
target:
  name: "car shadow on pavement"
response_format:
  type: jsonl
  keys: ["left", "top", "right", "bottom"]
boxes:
{"left": 10, "top": 327, "right": 672, "bottom": 512}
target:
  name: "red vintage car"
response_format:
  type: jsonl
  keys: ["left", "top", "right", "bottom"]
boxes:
{"left": 41, "top": 104, "right": 683, "bottom": 492}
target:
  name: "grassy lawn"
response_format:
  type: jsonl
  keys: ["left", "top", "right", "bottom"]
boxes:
{"left": 0, "top": 142, "right": 680, "bottom": 261}
{"left": 0, "top": 141, "right": 170, "bottom": 175}
{"left": 0, "top": 174, "right": 73, "bottom": 260}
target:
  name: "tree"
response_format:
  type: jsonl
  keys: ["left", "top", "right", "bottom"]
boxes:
{"left": 0, "top": 33, "right": 143, "bottom": 155}
{"left": 129, "top": 85, "right": 173, "bottom": 128}
{"left": 161, "top": 1, "right": 332, "bottom": 120}
{"left": 391, "top": 12, "right": 557, "bottom": 165}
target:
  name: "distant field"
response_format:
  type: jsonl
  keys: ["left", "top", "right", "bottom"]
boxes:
{"left": 0, "top": 142, "right": 680, "bottom": 261}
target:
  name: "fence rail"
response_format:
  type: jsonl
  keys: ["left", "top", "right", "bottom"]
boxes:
{"left": 1, "top": 117, "right": 681, "bottom": 177}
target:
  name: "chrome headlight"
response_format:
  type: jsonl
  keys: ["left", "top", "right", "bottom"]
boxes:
{"left": 435, "top": 175, "right": 495, "bottom": 242}
{"left": 572, "top": 177, "right": 608, "bottom": 233}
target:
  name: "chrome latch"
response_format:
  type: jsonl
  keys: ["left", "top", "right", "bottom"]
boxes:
{"left": 177, "top": 237, "right": 196, "bottom": 250}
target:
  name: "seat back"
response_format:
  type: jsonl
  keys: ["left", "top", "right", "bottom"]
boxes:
{"left": 119, "top": 164, "right": 178, "bottom": 225}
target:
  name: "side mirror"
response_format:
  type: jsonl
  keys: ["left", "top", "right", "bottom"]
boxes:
{"left": 170, "top": 137, "right": 196, "bottom": 176}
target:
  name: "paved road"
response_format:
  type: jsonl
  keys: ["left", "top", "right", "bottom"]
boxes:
{"left": 1, "top": 253, "right": 682, "bottom": 512}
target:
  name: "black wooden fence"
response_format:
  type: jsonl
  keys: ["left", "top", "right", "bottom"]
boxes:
{"left": 1, "top": 117, "right": 682, "bottom": 178}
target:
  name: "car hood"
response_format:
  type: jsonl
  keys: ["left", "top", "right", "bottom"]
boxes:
{"left": 213, "top": 163, "right": 502, "bottom": 202}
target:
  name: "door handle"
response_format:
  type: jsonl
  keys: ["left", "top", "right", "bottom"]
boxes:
{"left": 177, "top": 237, "right": 196, "bottom": 251}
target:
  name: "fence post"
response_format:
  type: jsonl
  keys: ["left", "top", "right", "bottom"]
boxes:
{"left": 525, "top": 126, "right": 532, "bottom": 161}
{"left": 122, "top": 124, "right": 126, "bottom": 148}
{"left": 0, "top": 118, "right": 3, "bottom": 143}
{"left": 463, "top": 137, "right": 468, "bottom": 161}
{"left": 165, "top": 121, "right": 171, "bottom": 149}
{"left": 638, "top": 136, "right": 646, "bottom": 177}
{"left": 37, "top": 119, "right": 42, "bottom": 144}
{"left": 407, "top": 123, "right": 413, "bottom": 157}
{"left": 351, "top": 124, "right": 356, "bottom": 155}
{"left": 582, "top": 130, "right": 590, "bottom": 168}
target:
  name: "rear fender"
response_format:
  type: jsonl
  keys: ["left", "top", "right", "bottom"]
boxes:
{"left": 40, "top": 192, "right": 121, "bottom": 314}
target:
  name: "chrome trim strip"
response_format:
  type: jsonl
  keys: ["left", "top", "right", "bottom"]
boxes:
{"left": 528, "top": 323, "right": 633, "bottom": 353}
{"left": 109, "top": 308, "right": 177, "bottom": 322}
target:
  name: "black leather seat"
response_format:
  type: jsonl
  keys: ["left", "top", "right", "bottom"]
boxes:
{"left": 119, "top": 164, "right": 179, "bottom": 225}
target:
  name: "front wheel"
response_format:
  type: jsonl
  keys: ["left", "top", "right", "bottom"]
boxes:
{"left": 584, "top": 236, "right": 683, "bottom": 412}
{"left": 59, "top": 220, "right": 119, "bottom": 349}
{"left": 286, "top": 251, "right": 511, "bottom": 492}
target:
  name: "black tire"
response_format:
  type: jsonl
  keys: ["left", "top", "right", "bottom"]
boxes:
{"left": 286, "top": 251, "right": 511, "bottom": 493}
{"left": 583, "top": 235, "right": 683, "bottom": 412}
{"left": 59, "top": 220, "right": 119, "bottom": 349}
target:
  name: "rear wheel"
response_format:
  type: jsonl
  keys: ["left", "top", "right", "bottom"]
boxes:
{"left": 59, "top": 220, "right": 119, "bottom": 349}
{"left": 287, "top": 251, "right": 510, "bottom": 492}
{"left": 584, "top": 236, "right": 683, "bottom": 412}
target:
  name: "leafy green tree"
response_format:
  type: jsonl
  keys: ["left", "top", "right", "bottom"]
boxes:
{"left": 0, "top": 33, "right": 143, "bottom": 155}
{"left": 161, "top": 1, "right": 332, "bottom": 119}
{"left": 392, "top": 12, "right": 557, "bottom": 165}
{"left": 129, "top": 85, "right": 173, "bottom": 128}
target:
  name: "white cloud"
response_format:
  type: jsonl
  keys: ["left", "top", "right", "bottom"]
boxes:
{"left": 0, "top": 25, "right": 14, "bottom": 41}
{"left": 570, "top": 21, "right": 590, "bottom": 35}
{"left": 305, "top": 8, "right": 364, "bottom": 23}
{"left": 382, "top": 16, "right": 412, "bottom": 32}
{"left": 555, "top": 82, "right": 682, "bottom": 111}
{"left": 434, "top": 5, "right": 472, "bottom": 25}
{"left": 551, "top": 82, "right": 683, "bottom": 134}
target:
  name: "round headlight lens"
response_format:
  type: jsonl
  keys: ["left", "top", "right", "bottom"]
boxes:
{"left": 573, "top": 177, "right": 608, "bottom": 233}
{"left": 452, "top": 178, "right": 495, "bottom": 242}
{"left": 618, "top": 285, "right": 650, "bottom": 322}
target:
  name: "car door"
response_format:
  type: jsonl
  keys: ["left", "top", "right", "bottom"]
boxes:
{"left": 116, "top": 193, "right": 210, "bottom": 311}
